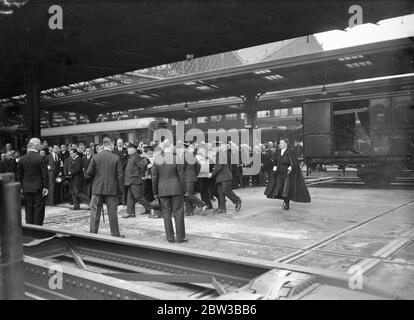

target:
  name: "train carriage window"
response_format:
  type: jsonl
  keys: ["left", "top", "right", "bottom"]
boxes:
{"left": 332, "top": 100, "right": 369, "bottom": 155}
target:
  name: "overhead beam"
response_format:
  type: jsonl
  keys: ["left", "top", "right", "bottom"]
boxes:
{"left": 40, "top": 38, "right": 413, "bottom": 108}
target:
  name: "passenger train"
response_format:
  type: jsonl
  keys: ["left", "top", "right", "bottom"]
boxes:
{"left": 0, "top": 92, "right": 412, "bottom": 186}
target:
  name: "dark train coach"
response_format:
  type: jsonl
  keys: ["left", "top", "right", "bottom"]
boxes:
{"left": 303, "top": 93, "right": 414, "bottom": 185}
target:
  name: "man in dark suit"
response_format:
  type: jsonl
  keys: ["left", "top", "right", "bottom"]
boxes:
{"left": 68, "top": 149, "right": 90, "bottom": 210}
{"left": 211, "top": 143, "right": 242, "bottom": 214}
{"left": 60, "top": 144, "right": 72, "bottom": 204}
{"left": 113, "top": 138, "right": 129, "bottom": 205}
{"left": 16, "top": 138, "right": 48, "bottom": 225}
{"left": 1, "top": 152, "right": 17, "bottom": 175}
{"left": 82, "top": 147, "right": 93, "bottom": 199}
{"left": 180, "top": 144, "right": 206, "bottom": 216}
{"left": 123, "top": 144, "right": 153, "bottom": 218}
{"left": 59, "top": 144, "right": 70, "bottom": 163}
{"left": 46, "top": 145, "right": 60, "bottom": 205}
{"left": 152, "top": 142, "right": 187, "bottom": 243}
{"left": 86, "top": 137, "right": 123, "bottom": 237}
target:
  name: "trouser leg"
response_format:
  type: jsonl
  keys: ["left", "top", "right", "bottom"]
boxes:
{"left": 105, "top": 196, "right": 120, "bottom": 237}
{"left": 199, "top": 179, "right": 212, "bottom": 207}
{"left": 89, "top": 195, "right": 101, "bottom": 233}
{"left": 132, "top": 184, "right": 152, "bottom": 212}
{"left": 123, "top": 186, "right": 128, "bottom": 205}
{"left": 126, "top": 186, "right": 136, "bottom": 216}
{"left": 208, "top": 178, "right": 219, "bottom": 199}
{"left": 217, "top": 183, "right": 226, "bottom": 210}
{"left": 71, "top": 182, "right": 80, "bottom": 209}
{"left": 186, "top": 182, "right": 205, "bottom": 207}
{"left": 172, "top": 195, "right": 185, "bottom": 241}
{"left": 33, "top": 192, "right": 45, "bottom": 225}
{"left": 77, "top": 192, "right": 91, "bottom": 206}
{"left": 222, "top": 180, "right": 241, "bottom": 205}
{"left": 159, "top": 197, "right": 174, "bottom": 242}
{"left": 24, "top": 193, "right": 34, "bottom": 224}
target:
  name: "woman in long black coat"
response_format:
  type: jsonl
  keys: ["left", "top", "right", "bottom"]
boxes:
{"left": 264, "top": 138, "right": 310, "bottom": 210}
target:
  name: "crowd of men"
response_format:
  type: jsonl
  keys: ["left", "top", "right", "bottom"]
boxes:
{"left": 1, "top": 137, "right": 303, "bottom": 243}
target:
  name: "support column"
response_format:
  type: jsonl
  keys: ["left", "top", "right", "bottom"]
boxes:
{"left": 244, "top": 93, "right": 258, "bottom": 147}
{"left": 0, "top": 173, "right": 25, "bottom": 300}
{"left": 24, "top": 68, "right": 41, "bottom": 139}
{"left": 48, "top": 111, "right": 54, "bottom": 127}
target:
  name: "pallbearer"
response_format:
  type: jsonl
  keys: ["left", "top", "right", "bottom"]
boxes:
{"left": 211, "top": 143, "right": 242, "bottom": 214}
{"left": 123, "top": 144, "right": 153, "bottom": 218}
{"left": 196, "top": 142, "right": 213, "bottom": 210}
{"left": 264, "top": 138, "right": 311, "bottom": 210}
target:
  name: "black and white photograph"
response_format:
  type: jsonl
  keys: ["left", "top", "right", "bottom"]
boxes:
{"left": 0, "top": 0, "right": 413, "bottom": 305}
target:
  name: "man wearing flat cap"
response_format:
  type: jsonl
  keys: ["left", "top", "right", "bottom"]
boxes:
{"left": 123, "top": 143, "right": 153, "bottom": 218}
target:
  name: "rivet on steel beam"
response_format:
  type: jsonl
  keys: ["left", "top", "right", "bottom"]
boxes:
{"left": 66, "top": 279, "right": 70, "bottom": 284}
{"left": 80, "top": 283, "right": 83, "bottom": 288}
{"left": 101, "top": 289, "right": 105, "bottom": 294}
{"left": 93, "top": 287, "right": 97, "bottom": 292}
{"left": 108, "top": 291, "right": 113, "bottom": 297}
{"left": 116, "top": 294, "right": 121, "bottom": 299}
{"left": 86, "top": 285, "right": 90, "bottom": 290}
{"left": 72, "top": 281, "right": 76, "bottom": 286}
{"left": 125, "top": 296, "right": 129, "bottom": 300}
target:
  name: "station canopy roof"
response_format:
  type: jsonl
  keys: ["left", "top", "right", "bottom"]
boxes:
{"left": 0, "top": 0, "right": 412, "bottom": 100}
{"left": 38, "top": 17, "right": 414, "bottom": 116}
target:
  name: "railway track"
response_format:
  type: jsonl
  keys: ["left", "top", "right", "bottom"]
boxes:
{"left": 20, "top": 224, "right": 409, "bottom": 300}
{"left": 305, "top": 176, "right": 414, "bottom": 189}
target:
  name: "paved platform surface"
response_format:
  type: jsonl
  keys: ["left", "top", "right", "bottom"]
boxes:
{"left": 22, "top": 183, "right": 414, "bottom": 299}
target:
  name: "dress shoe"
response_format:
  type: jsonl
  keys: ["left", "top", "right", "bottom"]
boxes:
{"left": 185, "top": 212, "right": 194, "bottom": 216}
{"left": 282, "top": 202, "right": 290, "bottom": 210}
{"left": 167, "top": 239, "right": 174, "bottom": 243}
{"left": 235, "top": 201, "right": 242, "bottom": 212}
{"left": 176, "top": 238, "right": 188, "bottom": 243}
{"left": 117, "top": 234, "right": 125, "bottom": 238}
{"left": 122, "top": 213, "right": 135, "bottom": 218}
{"left": 214, "top": 209, "right": 226, "bottom": 214}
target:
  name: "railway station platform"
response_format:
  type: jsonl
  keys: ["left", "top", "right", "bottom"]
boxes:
{"left": 22, "top": 176, "right": 414, "bottom": 299}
